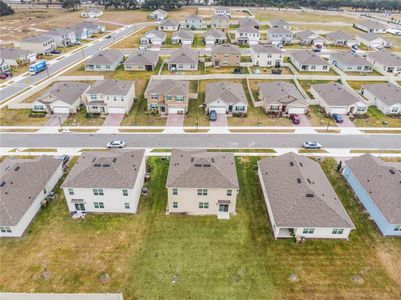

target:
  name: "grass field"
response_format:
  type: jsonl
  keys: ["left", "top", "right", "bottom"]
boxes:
{"left": 352, "top": 107, "right": 401, "bottom": 128}
{"left": 252, "top": 9, "right": 357, "bottom": 23}
{"left": 0, "top": 107, "right": 48, "bottom": 126}
{"left": 1, "top": 157, "right": 400, "bottom": 299}
{"left": 184, "top": 95, "right": 209, "bottom": 127}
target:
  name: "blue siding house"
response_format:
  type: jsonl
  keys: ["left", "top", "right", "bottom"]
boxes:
{"left": 343, "top": 154, "right": 401, "bottom": 236}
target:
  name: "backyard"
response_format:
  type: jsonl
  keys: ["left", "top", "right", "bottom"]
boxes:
{"left": 0, "top": 157, "right": 400, "bottom": 299}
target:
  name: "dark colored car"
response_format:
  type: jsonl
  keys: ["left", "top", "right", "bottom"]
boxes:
{"left": 312, "top": 48, "right": 321, "bottom": 52}
{"left": 106, "top": 35, "right": 112, "bottom": 39}
{"left": 58, "top": 155, "right": 70, "bottom": 167}
{"left": 290, "top": 114, "right": 300, "bottom": 125}
{"left": 209, "top": 110, "right": 217, "bottom": 122}
{"left": 272, "top": 68, "right": 282, "bottom": 74}
{"left": 332, "top": 113, "right": 344, "bottom": 123}
{"left": 0, "top": 72, "right": 13, "bottom": 79}
{"left": 50, "top": 50, "right": 61, "bottom": 54}
{"left": 233, "top": 67, "right": 242, "bottom": 74}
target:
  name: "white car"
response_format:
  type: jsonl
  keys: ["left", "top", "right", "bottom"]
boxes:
{"left": 106, "top": 140, "right": 126, "bottom": 148}
{"left": 302, "top": 141, "right": 322, "bottom": 149}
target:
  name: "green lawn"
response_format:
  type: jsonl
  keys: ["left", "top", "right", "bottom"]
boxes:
{"left": 352, "top": 107, "right": 401, "bottom": 128}
{"left": 1, "top": 157, "right": 400, "bottom": 299}
{"left": 63, "top": 109, "right": 105, "bottom": 127}
{"left": 0, "top": 107, "right": 48, "bottom": 126}
{"left": 308, "top": 105, "right": 337, "bottom": 127}
{"left": 184, "top": 92, "right": 209, "bottom": 127}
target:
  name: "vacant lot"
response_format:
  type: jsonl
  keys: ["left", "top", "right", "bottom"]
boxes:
{"left": 111, "top": 26, "right": 156, "bottom": 48}
{"left": 0, "top": 157, "right": 400, "bottom": 299}
{"left": 352, "top": 107, "right": 401, "bottom": 128}
{"left": 252, "top": 9, "right": 357, "bottom": 23}
{"left": 0, "top": 107, "right": 48, "bottom": 126}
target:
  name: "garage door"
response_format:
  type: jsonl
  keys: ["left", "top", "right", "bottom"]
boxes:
{"left": 108, "top": 107, "right": 126, "bottom": 114}
{"left": 53, "top": 106, "right": 70, "bottom": 114}
{"left": 209, "top": 106, "right": 226, "bottom": 114}
{"left": 288, "top": 107, "right": 306, "bottom": 114}
{"left": 330, "top": 107, "right": 348, "bottom": 114}
{"left": 169, "top": 107, "right": 185, "bottom": 114}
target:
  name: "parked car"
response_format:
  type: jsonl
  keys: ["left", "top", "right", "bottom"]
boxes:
{"left": 105, "top": 35, "right": 112, "bottom": 39}
{"left": 50, "top": 50, "right": 61, "bottom": 54}
{"left": 209, "top": 110, "right": 217, "bottom": 122}
{"left": 74, "top": 41, "right": 82, "bottom": 45}
{"left": 290, "top": 114, "right": 300, "bottom": 125}
{"left": 233, "top": 67, "right": 242, "bottom": 74}
{"left": 106, "top": 140, "right": 126, "bottom": 148}
{"left": 272, "top": 68, "right": 282, "bottom": 74}
{"left": 302, "top": 141, "right": 322, "bottom": 149}
{"left": 312, "top": 48, "right": 321, "bottom": 52}
{"left": 0, "top": 72, "right": 12, "bottom": 79}
{"left": 332, "top": 113, "right": 343, "bottom": 123}
{"left": 58, "top": 155, "right": 70, "bottom": 167}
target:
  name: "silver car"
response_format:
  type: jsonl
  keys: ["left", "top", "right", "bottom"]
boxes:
{"left": 106, "top": 140, "right": 126, "bottom": 148}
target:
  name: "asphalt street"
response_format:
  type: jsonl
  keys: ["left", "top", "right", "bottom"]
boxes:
{"left": 0, "top": 23, "right": 151, "bottom": 101}
{"left": 1, "top": 133, "right": 401, "bottom": 149}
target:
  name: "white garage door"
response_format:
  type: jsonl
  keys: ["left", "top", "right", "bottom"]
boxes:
{"left": 288, "top": 107, "right": 306, "bottom": 114}
{"left": 209, "top": 106, "right": 226, "bottom": 114}
{"left": 53, "top": 106, "right": 70, "bottom": 114}
{"left": 169, "top": 107, "right": 185, "bottom": 114}
{"left": 330, "top": 107, "right": 348, "bottom": 114}
{"left": 108, "top": 107, "right": 126, "bottom": 114}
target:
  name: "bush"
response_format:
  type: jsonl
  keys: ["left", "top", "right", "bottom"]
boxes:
{"left": 0, "top": 1, "right": 14, "bottom": 17}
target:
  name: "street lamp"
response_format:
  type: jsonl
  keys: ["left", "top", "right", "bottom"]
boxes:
{"left": 326, "top": 117, "right": 331, "bottom": 132}
{"left": 58, "top": 116, "right": 63, "bottom": 132}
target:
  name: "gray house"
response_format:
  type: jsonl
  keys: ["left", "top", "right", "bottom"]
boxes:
{"left": 185, "top": 15, "right": 205, "bottom": 30}
{"left": 366, "top": 50, "right": 401, "bottom": 74}
{"left": 269, "top": 19, "right": 291, "bottom": 30}
{"left": 267, "top": 27, "right": 293, "bottom": 46}
{"left": 325, "top": 31, "right": 358, "bottom": 47}
{"left": 0, "top": 48, "right": 36, "bottom": 66}
{"left": 354, "top": 19, "right": 387, "bottom": 33}
{"left": 44, "top": 28, "right": 76, "bottom": 47}
{"left": 204, "top": 29, "right": 227, "bottom": 46}
{"left": 158, "top": 19, "right": 180, "bottom": 31}
{"left": 211, "top": 15, "right": 230, "bottom": 29}
{"left": 171, "top": 30, "right": 194, "bottom": 46}
{"left": 329, "top": 52, "right": 373, "bottom": 73}
{"left": 205, "top": 81, "right": 248, "bottom": 114}
{"left": 289, "top": 51, "right": 330, "bottom": 72}
{"left": 167, "top": 48, "right": 198, "bottom": 71}
{"left": 14, "top": 35, "right": 56, "bottom": 54}
{"left": 295, "top": 30, "right": 324, "bottom": 46}
{"left": 124, "top": 50, "right": 159, "bottom": 71}
{"left": 239, "top": 17, "right": 260, "bottom": 29}
{"left": 85, "top": 50, "right": 123, "bottom": 71}
{"left": 361, "top": 83, "right": 401, "bottom": 115}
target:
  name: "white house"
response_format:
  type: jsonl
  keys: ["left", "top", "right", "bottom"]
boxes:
{"left": 166, "top": 149, "right": 239, "bottom": 219}
{"left": 15, "top": 35, "right": 56, "bottom": 54}
{"left": 258, "top": 152, "right": 355, "bottom": 239}
{"left": 235, "top": 26, "right": 260, "bottom": 45}
{"left": 269, "top": 19, "right": 291, "bottom": 30}
{"left": 329, "top": 52, "right": 373, "bottom": 73}
{"left": 171, "top": 30, "right": 194, "bottom": 46}
{"left": 289, "top": 51, "right": 330, "bottom": 72}
{"left": 84, "top": 50, "right": 123, "bottom": 71}
{"left": 210, "top": 15, "right": 230, "bottom": 29}
{"left": 354, "top": 19, "right": 387, "bottom": 33}
{"left": 215, "top": 6, "right": 231, "bottom": 17}
{"left": 325, "top": 31, "right": 358, "bottom": 47}
{"left": 85, "top": 80, "right": 135, "bottom": 114}
{"left": 310, "top": 82, "right": 368, "bottom": 115}
{"left": 81, "top": 8, "right": 103, "bottom": 18}
{"left": 204, "top": 29, "right": 227, "bottom": 46}
{"left": 356, "top": 33, "right": 391, "bottom": 49}
{"left": 62, "top": 150, "right": 146, "bottom": 214}
{"left": 167, "top": 48, "right": 198, "bottom": 71}
{"left": 44, "top": 28, "right": 77, "bottom": 47}
{"left": 250, "top": 44, "right": 284, "bottom": 67}
{"left": 366, "top": 50, "right": 401, "bottom": 74}
{"left": 267, "top": 27, "right": 293, "bottom": 46}
{"left": 158, "top": 19, "right": 180, "bottom": 31}
{"left": 0, "top": 156, "right": 63, "bottom": 237}
{"left": 32, "top": 82, "right": 91, "bottom": 114}
{"left": 148, "top": 9, "right": 167, "bottom": 20}
{"left": 140, "top": 29, "right": 166, "bottom": 46}
{"left": 295, "top": 30, "right": 324, "bottom": 46}
{"left": 0, "top": 48, "right": 36, "bottom": 66}
{"left": 205, "top": 81, "right": 248, "bottom": 115}
{"left": 361, "top": 83, "right": 401, "bottom": 115}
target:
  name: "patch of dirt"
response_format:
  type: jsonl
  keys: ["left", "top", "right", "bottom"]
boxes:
{"left": 40, "top": 268, "right": 51, "bottom": 280}
{"left": 351, "top": 274, "right": 364, "bottom": 284}
{"left": 99, "top": 272, "right": 110, "bottom": 284}
{"left": 289, "top": 272, "right": 299, "bottom": 282}
{"left": 376, "top": 245, "right": 401, "bottom": 289}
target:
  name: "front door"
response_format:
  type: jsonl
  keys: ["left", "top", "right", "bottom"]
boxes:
{"left": 75, "top": 203, "right": 85, "bottom": 211}
{"left": 219, "top": 204, "right": 229, "bottom": 212}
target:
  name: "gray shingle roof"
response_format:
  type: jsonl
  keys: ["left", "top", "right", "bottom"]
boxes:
{"left": 160, "top": 19, "right": 179, "bottom": 27}
{"left": 185, "top": 15, "right": 203, "bottom": 22}
{"left": 258, "top": 81, "right": 307, "bottom": 107}
{"left": 142, "top": 29, "right": 166, "bottom": 40}
{"left": 290, "top": 51, "right": 329, "bottom": 66}
{"left": 146, "top": 79, "right": 189, "bottom": 97}
{"left": 358, "top": 32, "right": 390, "bottom": 43}
{"left": 204, "top": 29, "right": 226, "bottom": 40}
{"left": 87, "top": 80, "right": 134, "bottom": 96}
{"left": 0, "top": 48, "right": 33, "bottom": 60}
{"left": 86, "top": 50, "right": 122, "bottom": 65}
{"left": 62, "top": 150, "right": 145, "bottom": 189}
{"left": 44, "top": 27, "right": 74, "bottom": 37}
{"left": 368, "top": 50, "right": 401, "bottom": 67}
{"left": 0, "top": 156, "right": 62, "bottom": 226}
{"left": 124, "top": 50, "right": 159, "bottom": 66}
{"left": 211, "top": 15, "right": 230, "bottom": 22}
{"left": 172, "top": 30, "right": 194, "bottom": 41}
{"left": 361, "top": 83, "right": 401, "bottom": 106}
{"left": 330, "top": 52, "right": 372, "bottom": 67}
{"left": 356, "top": 19, "right": 387, "bottom": 30}
{"left": 167, "top": 48, "right": 198, "bottom": 65}
{"left": 19, "top": 35, "right": 54, "bottom": 43}
{"left": 236, "top": 26, "right": 259, "bottom": 34}
{"left": 212, "top": 43, "right": 240, "bottom": 54}
{"left": 251, "top": 44, "right": 283, "bottom": 54}
{"left": 37, "top": 82, "right": 91, "bottom": 105}
{"left": 296, "top": 30, "right": 317, "bottom": 41}
{"left": 269, "top": 19, "right": 291, "bottom": 27}
{"left": 311, "top": 82, "right": 362, "bottom": 106}
{"left": 345, "top": 154, "right": 401, "bottom": 224}
{"left": 325, "top": 30, "right": 354, "bottom": 41}
{"left": 166, "top": 149, "right": 239, "bottom": 189}
{"left": 268, "top": 27, "right": 292, "bottom": 35}
{"left": 205, "top": 81, "right": 247, "bottom": 105}
{"left": 258, "top": 152, "right": 355, "bottom": 228}
{"left": 239, "top": 17, "right": 259, "bottom": 28}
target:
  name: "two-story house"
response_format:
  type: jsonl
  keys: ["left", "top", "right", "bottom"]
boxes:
{"left": 211, "top": 44, "right": 240, "bottom": 67}
{"left": 15, "top": 35, "right": 57, "bottom": 54}
{"left": 250, "top": 44, "right": 284, "bottom": 67}
{"left": 235, "top": 26, "right": 260, "bottom": 45}
{"left": 185, "top": 15, "right": 206, "bottom": 30}
{"left": 44, "top": 28, "right": 76, "bottom": 47}
{"left": 210, "top": 15, "right": 230, "bottom": 29}
{"left": 267, "top": 27, "right": 294, "bottom": 46}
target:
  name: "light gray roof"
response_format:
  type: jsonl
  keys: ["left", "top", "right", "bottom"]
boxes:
{"left": 0, "top": 293, "right": 123, "bottom": 300}
{"left": 167, "top": 48, "right": 198, "bottom": 65}
{"left": 311, "top": 82, "right": 362, "bottom": 106}
{"left": 84, "top": 8, "right": 102, "bottom": 13}
{"left": 87, "top": 80, "right": 134, "bottom": 96}
{"left": 86, "top": 50, "right": 122, "bottom": 65}
{"left": 44, "top": 27, "right": 74, "bottom": 37}
{"left": 146, "top": 79, "right": 189, "bottom": 97}
{"left": 325, "top": 30, "right": 354, "bottom": 41}
{"left": 19, "top": 35, "right": 54, "bottom": 43}
{"left": 143, "top": 29, "right": 166, "bottom": 40}
{"left": 251, "top": 44, "right": 283, "bottom": 54}
{"left": 345, "top": 154, "right": 401, "bottom": 224}
{"left": 358, "top": 32, "right": 390, "bottom": 42}
{"left": 79, "top": 21, "right": 104, "bottom": 30}
{"left": 172, "top": 30, "right": 194, "bottom": 41}
{"left": 152, "top": 9, "right": 167, "bottom": 16}
{"left": 204, "top": 29, "right": 226, "bottom": 40}
{"left": 258, "top": 81, "right": 307, "bottom": 107}
{"left": 330, "top": 52, "right": 372, "bottom": 67}
{"left": 290, "top": 51, "right": 329, "bottom": 66}
{"left": 269, "top": 19, "right": 291, "bottom": 27}
{"left": 205, "top": 81, "right": 247, "bottom": 105}
{"left": 361, "top": 83, "right": 401, "bottom": 106}
{"left": 296, "top": 30, "right": 318, "bottom": 40}
{"left": 185, "top": 15, "right": 203, "bottom": 22}
{"left": 258, "top": 152, "right": 355, "bottom": 228}
{"left": 62, "top": 150, "right": 145, "bottom": 189}
{"left": 37, "top": 81, "right": 90, "bottom": 105}
{"left": 166, "top": 149, "right": 239, "bottom": 189}
{"left": 269, "top": 27, "right": 292, "bottom": 35}
{"left": 0, "top": 48, "right": 33, "bottom": 60}
{"left": 0, "top": 156, "right": 62, "bottom": 227}
{"left": 211, "top": 15, "right": 230, "bottom": 22}
{"left": 124, "top": 50, "right": 159, "bottom": 66}
{"left": 239, "top": 17, "right": 259, "bottom": 28}
{"left": 368, "top": 50, "right": 401, "bottom": 67}
{"left": 236, "top": 26, "right": 259, "bottom": 34}
{"left": 356, "top": 19, "right": 387, "bottom": 30}
{"left": 160, "top": 19, "right": 179, "bottom": 27}
{"left": 212, "top": 43, "right": 240, "bottom": 54}
{"left": 216, "top": 6, "right": 230, "bottom": 11}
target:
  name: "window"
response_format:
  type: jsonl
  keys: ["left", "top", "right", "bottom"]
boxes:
{"left": 172, "top": 202, "right": 178, "bottom": 208}
{"left": 151, "top": 94, "right": 159, "bottom": 100}
{"left": 94, "top": 202, "right": 104, "bottom": 209}
{"left": 390, "top": 106, "right": 399, "bottom": 113}
{"left": 357, "top": 106, "right": 366, "bottom": 113}
{"left": 90, "top": 95, "right": 97, "bottom": 100}
{"left": 43, "top": 187, "right": 47, "bottom": 194}
{"left": 197, "top": 189, "right": 207, "bottom": 196}
{"left": 199, "top": 202, "right": 209, "bottom": 209}
{"left": 93, "top": 189, "right": 104, "bottom": 196}
{"left": 175, "top": 95, "right": 184, "bottom": 102}
{"left": 124, "top": 202, "right": 130, "bottom": 209}
{"left": 106, "top": 65, "right": 110, "bottom": 69}
{"left": 332, "top": 228, "right": 344, "bottom": 235}
{"left": 227, "top": 189, "right": 232, "bottom": 196}
{"left": 172, "top": 188, "right": 178, "bottom": 195}
{"left": 122, "top": 189, "right": 128, "bottom": 196}
{"left": 68, "top": 188, "right": 74, "bottom": 195}
{"left": 323, "top": 65, "right": 328, "bottom": 70}
{"left": 0, "top": 226, "right": 12, "bottom": 233}
{"left": 394, "top": 225, "right": 401, "bottom": 232}
{"left": 302, "top": 228, "right": 314, "bottom": 234}
{"left": 166, "top": 95, "right": 172, "bottom": 101}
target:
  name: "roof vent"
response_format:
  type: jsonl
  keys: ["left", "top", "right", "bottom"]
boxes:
{"left": 203, "top": 164, "right": 211, "bottom": 167}
{"left": 297, "top": 178, "right": 301, "bottom": 184}
{"left": 94, "top": 164, "right": 101, "bottom": 167}
{"left": 299, "top": 162, "right": 303, "bottom": 167}
{"left": 0, "top": 182, "right": 5, "bottom": 187}
{"left": 194, "top": 163, "right": 202, "bottom": 167}
{"left": 14, "top": 166, "right": 20, "bottom": 171}
{"left": 112, "top": 158, "right": 117, "bottom": 163}
{"left": 290, "top": 162, "right": 294, "bottom": 167}
{"left": 306, "top": 193, "right": 314, "bottom": 197}
{"left": 389, "top": 169, "right": 395, "bottom": 175}
{"left": 103, "top": 164, "right": 111, "bottom": 167}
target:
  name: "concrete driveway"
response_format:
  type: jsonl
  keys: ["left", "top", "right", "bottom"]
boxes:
{"left": 295, "top": 114, "right": 311, "bottom": 127}
{"left": 45, "top": 113, "right": 69, "bottom": 126}
{"left": 337, "top": 115, "right": 355, "bottom": 127}
{"left": 210, "top": 113, "right": 228, "bottom": 127}
{"left": 104, "top": 113, "right": 124, "bottom": 126}
{"left": 166, "top": 114, "right": 184, "bottom": 127}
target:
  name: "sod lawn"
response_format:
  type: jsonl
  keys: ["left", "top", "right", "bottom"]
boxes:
{"left": 0, "top": 157, "right": 400, "bottom": 299}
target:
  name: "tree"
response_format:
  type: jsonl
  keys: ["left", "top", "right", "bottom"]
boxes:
{"left": 0, "top": 0, "right": 14, "bottom": 17}
{"left": 60, "top": 0, "right": 81, "bottom": 11}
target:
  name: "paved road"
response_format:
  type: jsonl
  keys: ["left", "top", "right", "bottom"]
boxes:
{"left": 0, "top": 22, "right": 152, "bottom": 102}
{"left": 1, "top": 133, "right": 401, "bottom": 149}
